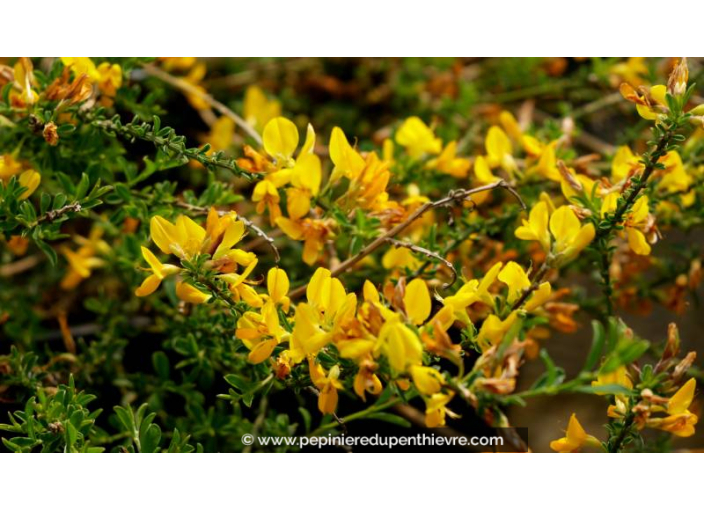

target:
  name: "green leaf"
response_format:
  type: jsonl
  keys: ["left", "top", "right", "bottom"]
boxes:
{"left": 152, "top": 352, "right": 170, "bottom": 380}
{"left": 34, "top": 237, "right": 57, "bottom": 267}
{"left": 75, "top": 173, "right": 90, "bottom": 201}
{"left": 57, "top": 123, "right": 76, "bottom": 135}
{"left": 140, "top": 423, "right": 162, "bottom": 453}
{"left": 53, "top": 193, "right": 67, "bottom": 210}
{"left": 582, "top": 320, "right": 605, "bottom": 372}
{"left": 40, "top": 193, "right": 51, "bottom": 215}
{"left": 113, "top": 405, "right": 136, "bottom": 435}
{"left": 65, "top": 421, "right": 78, "bottom": 451}
{"left": 224, "top": 374, "right": 252, "bottom": 393}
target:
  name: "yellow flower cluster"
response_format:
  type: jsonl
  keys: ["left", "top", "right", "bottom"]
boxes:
{"left": 136, "top": 208, "right": 257, "bottom": 304}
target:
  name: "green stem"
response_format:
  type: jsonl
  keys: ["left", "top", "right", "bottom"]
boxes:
{"left": 90, "top": 116, "right": 255, "bottom": 180}
{"left": 607, "top": 412, "right": 635, "bottom": 453}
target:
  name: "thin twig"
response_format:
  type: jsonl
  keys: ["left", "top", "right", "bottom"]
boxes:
{"left": 511, "top": 261, "right": 550, "bottom": 311}
{"left": 142, "top": 64, "right": 263, "bottom": 146}
{"left": 385, "top": 238, "right": 457, "bottom": 289}
{"left": 0, "top": 254, "right": 42, "bottom": 278}
{"left": 595, "top": 127, "right": 674, "bottom": 242}
{"left": 37, "top": 202, "right": 82, "bottom": 223}
{"left": 289, "top": 180, "right": 525, "bottom": 299}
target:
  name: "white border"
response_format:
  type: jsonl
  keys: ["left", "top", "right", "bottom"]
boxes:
{"left": 0, "top": 2, "right": 696, "bottom": 55}
{"left": 0, "top": 453, "right": 699, "bottom": 507}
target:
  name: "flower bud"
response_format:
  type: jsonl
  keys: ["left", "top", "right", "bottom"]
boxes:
{"left": 667, "top": 57, "right": 689, "bottom": 97}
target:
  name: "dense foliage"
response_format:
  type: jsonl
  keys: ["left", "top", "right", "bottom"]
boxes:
{"left": 1, "top": 57, "right": 702, "bottom": 452}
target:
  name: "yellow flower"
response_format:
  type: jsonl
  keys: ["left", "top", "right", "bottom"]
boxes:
{"left": 515, "top": 201, "right": 551, "bottom": 252}
{"left": 473, "top": 155, "right": 499, "bottom": 184}
{"left": 252, "top": 177, "right": 286, "bottom": 226}
{"left": 549, "top": 206, "right": 595, "bottom": 262}
{"left": 288, "top": 303, "right": 331, "bottom": 363}
{"left": 220, "top": 260, "right": 263, "bottom": 308}
{"left": 427, "top": 141, "right": 470, "bottom": 178}
{"left": 611, "top": 145, "right": 643, "bottom": 183}
{"left": 382, "top": 138, "right": 395, "bottom": 165}
{"left": 61, "top": 57, "right": 99, "bottom": 81}
{"left": 498, "top": 261, "right": 530, "bottom": 304}
{"left": 148, "top": 210, "right": 254, "bottom": 270}
{"left": 382, "top": 246, "right": 421, "bottom": 271}
{"left": 60, "top": 227, "right": 109, "bottom": 290}
{"left": 620, "top": 82, "right": 667, "bottom": 121}
{"left": 475, "top": 312, "right": 518, "bottom": 351}
{"left": 329, "top": 126, "right": 365, "bottom": 182}
{"left": 139, "top": 211, "right": 256, "bottom": 302}
{"left": 648, "top": 378, "right": 698, "bottom": 438}
{"left": 0, "top": 155, "right": 40, "bottom": 200}
{"left": 497, "top": 110, "right": 560, "bottom": 180}
{"left": 135, "top": 246, "right": 180, "bottom": 297}
{"left": 159, "top": 57, "right": 196, "bottom": 71}
{"left": 309, "top": 360, "right": 344, "bottom": 415}
{"left": 550, "top": 414, "right": 600, "bottom": 453}
{"left": 624, "top": 196, "right": 652, "bottom": 255}
{"left": 443, "top": 261, "right": 502, "bottom": 313}
{"left": 339, "top": 152, "right": 395, "bottom": 213}
{"left": 17, "top": 169, "right": 40, "bottom": 200}
{"left": 610, "top": 57, "right": 648, "bottom": 87}
{"left": 305, "top": 267, "right": 347, "bottom": 315}
{"left": 207, "top": 213, "right": 251, "bottom": 264}
{"left": 668, "top": 377, "right": 697, "bottom": 415}
{"left": 254, "top": 117, "right": 316, "bottom": 224}
{"left": 403, "top": 278, "right": 431, "bottom": 325}
{"left": 96, "top": 62, "right": 122, "bottom": 101}
{"left": 523, "top": 281, "right": 552, "bottom": 312}
{"left": 243, "top": 85, "right": 281, "bottom": 133}
{"left": 287, "top": 152, "right": 322, "bottom": 220}
{"left": 376, "top": 316, "right": 423, "bottom": 372}
{"left": 601, "top": 194, "right": 653, "bottom": 255}
{"left": 425, "top": 392, "right": 454, "bottom": 427}
{"left": 499, "top": 110, "right": 523, "bottom": 141}
{"left": 0, "top": 154, "right": 23, "bottom": 180}
{"left": 410, "top": 365, "right": 445, "bottom": 395}
{"left": 276, "top": 216, "right": 334, "bottom": 266}
{"left": 263, "top": 116, "right": 299, "bottom": 164}
{"left": 527, "top": 141, "right": 560, "bottom": 181}
{"left": 267, "top": 267, "right": 290, "bottom": 311}
{"left": 286, "top": 268, "right": 350, "bottom": 363}
{"left": 658, "top": 151, "right": 694, "bottom": 206}
{"left": 11, "top": 57, "right": 38, "bottom": 107}
{"left": 558, "top": 164, "right": 598, "bottom": 203}
{"left": 149, "top": 215, "right": 205, "bottom": 258}
{"left": 395, "top": 117, "right": 442, "bottom": 158}
{"left": 354, "top": 360, "right": 383, "bottom": 402}
{"left": 485, "top": 126, "right": 517, "bottom": 174}
{"left": 236, "top": 302, "right": 284, "bottom": 364}
{"left": 175, "top": 281, "right": 211, "bottom": 304}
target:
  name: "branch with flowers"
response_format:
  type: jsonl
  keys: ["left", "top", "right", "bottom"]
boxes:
{"left": 1, "top": 57, "right": 703, "bottom": 453}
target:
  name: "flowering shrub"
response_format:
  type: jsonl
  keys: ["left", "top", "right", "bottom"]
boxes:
{"left": 1, "top": 57, "right": 702, "bottom": 452}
